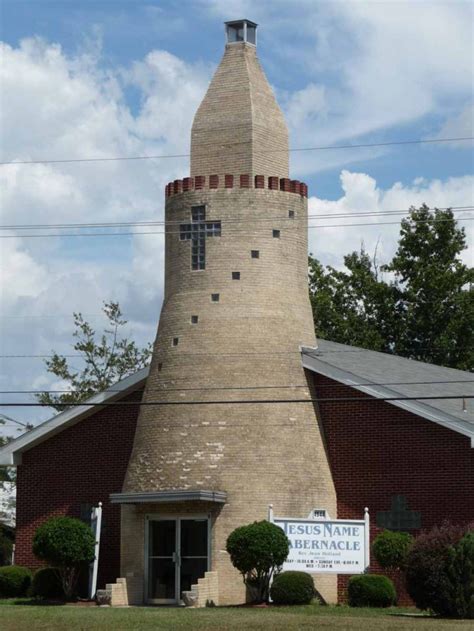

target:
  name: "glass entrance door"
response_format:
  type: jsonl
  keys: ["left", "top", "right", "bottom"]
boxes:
{"left": 146, "top": 517, "right": 209, "bottom": 604}
{"left": 147, "top": 519, "right": 177, "bottom": 604}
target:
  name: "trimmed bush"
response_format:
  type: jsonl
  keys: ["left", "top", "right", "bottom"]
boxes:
{"left": 0, "top": 565, "right": 32, "bottom": 598}
{"left": 33, "top": 517, "right": 95, "bottom": 600}
{"left": 270, "top": 571, "right": 315, "bottom": 605}
{"left": 30, "top": 567, "right": 64, "bottom": 599}
{"left": 226, "top": 521, "right": 289, "bottom": 602}
{"left": 372, "top": 530, "right": 413, "bottom": 570}
{"left": 405, "top": 521, "right": 470, "bottom": 616}
{"left": 348, "top": 574, "right": 396, "bottom": 608}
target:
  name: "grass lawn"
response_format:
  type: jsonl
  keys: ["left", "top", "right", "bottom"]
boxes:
{"left": 0, "top": 601, "right": 472, "bottom": 631}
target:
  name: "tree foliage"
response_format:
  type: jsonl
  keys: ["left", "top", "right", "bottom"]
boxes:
{"left": 36, "top": 301, "right": 152, "bottom": 411}
{"left": 405, "top": 521, "right": 473, "bottom": 616}
{"left": 309, "top": 206, "right": 473, "bottom": 370}
{"left": 33, "top": 516, "right": 96, "bottom": 600}
{"left": 226, "top": 521, "right": 289, "bottom": 603}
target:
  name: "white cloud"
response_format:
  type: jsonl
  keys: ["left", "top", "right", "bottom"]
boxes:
{"left": 207, "top": 0, "right": 473, "bottom": 175}
{"left": 309, "top": 171, "right": 474, "bottom": 269}
{"left": 0, "top": 37, "right": 211, "bottom": 424}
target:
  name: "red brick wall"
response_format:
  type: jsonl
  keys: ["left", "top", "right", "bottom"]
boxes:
{"left": 312, "top": 373, "right": 474, "bottom": 605}
{"left": 15, "top": 389, "right": 142, "bottom": 591}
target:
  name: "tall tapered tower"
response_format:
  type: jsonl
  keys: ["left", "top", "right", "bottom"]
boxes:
{"left": 118, "top": 20, "right": 337, "bottom": 606}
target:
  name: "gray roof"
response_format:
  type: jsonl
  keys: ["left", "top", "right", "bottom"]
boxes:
{"left": 302, "top": 340, "right": 474, "bottom": 445}
{"left": 0, "top": 340, "right": 472, "bottom": 466}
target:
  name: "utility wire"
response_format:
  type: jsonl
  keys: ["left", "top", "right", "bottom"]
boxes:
{"left": 2, "top": 395, "right": 473, "bottom": 407}
{"left": 0, "top": 346, "right": 467, "bottom": 359}
{"left": 1, "top": 380, "right": 473, "bottom": 394}
{"left": 1, "top": 216, "right": 472, "bottom": 239}
{"left": 1, "top": 206, "right": 471, "bottom": 231}
{"left": 1, "top": 136, "right": 472, "bottom": 166}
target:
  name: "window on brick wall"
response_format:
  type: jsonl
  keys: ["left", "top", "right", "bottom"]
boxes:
{"left": 251, "top": 250, "right": 259, "bottom": 259}
{"left": 211, "top": 293, "right": 220, "bottom": 302}
{"left": 273, "top": 229, "right": 280, "bottom": 238}
{"left": 172, "top": 337, "right": 179, "bottom": 347}
{"left": 288, "top": 210, "right": 295, "bottom": 218}
{"left": 191, "top": 315, "right": 199, "bottom": 324}
{"left": 232, "top": 272, "right": 240, "bottom": 280}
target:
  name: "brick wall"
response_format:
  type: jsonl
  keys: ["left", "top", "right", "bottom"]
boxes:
{"left": 312, "top": 373, "right": 474, "bottom": 604}
{"left": 15, "top": 389, "right": 142, "bottom": 590}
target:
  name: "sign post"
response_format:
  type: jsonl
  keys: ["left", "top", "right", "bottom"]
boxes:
{"left": 269, "top": 506, "right": 369, "bottom": 574}
{"left": 89, "top": 502, "right": 103, "bottom": 600}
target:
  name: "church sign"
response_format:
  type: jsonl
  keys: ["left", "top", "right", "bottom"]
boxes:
{"left": 269, "top": 506, "right": 370, "bottom": 574}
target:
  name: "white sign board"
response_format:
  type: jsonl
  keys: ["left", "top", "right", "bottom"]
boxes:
{"left": 270, "top": 507, "right": 369, "bottom": 574}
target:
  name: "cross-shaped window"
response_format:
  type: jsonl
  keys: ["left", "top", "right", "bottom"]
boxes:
{"left": 180, "top": 205, "right": 221, "bottom": 270}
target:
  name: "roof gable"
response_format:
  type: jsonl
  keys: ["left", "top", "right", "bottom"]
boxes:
{"left": 302, "top": 340, "right": 474, "bottom": 446}
{"left": 0, "top": 368, "right": 148, "bottom": 465}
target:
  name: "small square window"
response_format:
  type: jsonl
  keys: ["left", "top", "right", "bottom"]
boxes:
{"left": 172, "top": 337, "right": 179, "bottom": 347}
{"left": 288, "top": 210, "right": 295, "bottom": 218}
{"left": 191, "top": 315, "right": 199, "bottom": 324}
{"left": 251, "top": 250, "right": 259, "bottom": 259}
{"left": 273, "top": 229, "right": 280, "bottom": 238}
{"left": 211, "top": 293, "right": 220, "bottom": 302}
{"left": 232, "top": 271, "right": 240, "bottom": 280}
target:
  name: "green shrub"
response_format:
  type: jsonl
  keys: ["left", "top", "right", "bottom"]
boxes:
{"left": 33, "top": 517, "right": 95, "bottom": 600}
{"left": 348, "top": 574, "right": 396, "bottom": 608}
{"left": 30, "top": 567, "right": 64, "bottom": 599}
{"left": 0, "top": 565, "right": 32, "bottom": 597}
{"left": 270, "top": 571, "right": 315, "bottom": 605}
{"left": 372, "top": 530, "right": 413, "bottom": 570}
{"left": 405, "top": 521, "right": 471, "bottom": 616}
{"left": 226, "top": 521, "right": 289, "bottom": 602}
{"left": 445, "top": 531, "right": 474, "bottom": 619}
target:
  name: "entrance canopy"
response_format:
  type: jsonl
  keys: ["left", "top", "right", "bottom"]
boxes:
{"left": 110, "top": 490, "right": 227, "bottom": 504}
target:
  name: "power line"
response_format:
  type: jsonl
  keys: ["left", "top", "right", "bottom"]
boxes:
{"left": 1, "top": 136, "right": 472, "bottom": 166}
{"left": 1, "top": 395, "right": 473, "bottom": 408}
{"left": 1, "top": 379, "right": 473, "bottom": 394}
{"left": 1, "top": 216, "right": 472, "bottom": 239}
{"left": 1, "top": 206, "right": 471, "bottom": 231}
{"left": 0, "top": 346, "right": 467, "bottom": 359}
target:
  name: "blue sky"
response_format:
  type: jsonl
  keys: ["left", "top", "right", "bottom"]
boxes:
{"left": 0, "top": 0, "right": 473, "bottom": 428}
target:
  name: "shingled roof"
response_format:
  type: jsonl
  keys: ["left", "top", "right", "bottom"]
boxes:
{"left": 1, "top": 340, "right": 473, "bottom": 466}
{"left": 302, "top": 339, "right": 474, "bottom": 445}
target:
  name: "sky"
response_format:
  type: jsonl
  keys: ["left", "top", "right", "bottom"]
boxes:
{"left": 0, "top": 0, "right": 473, "bottom": 432}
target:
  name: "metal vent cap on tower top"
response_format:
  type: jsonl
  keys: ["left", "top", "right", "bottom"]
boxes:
{"left": 225, "top": 19, "right": 257, "bottom": 45}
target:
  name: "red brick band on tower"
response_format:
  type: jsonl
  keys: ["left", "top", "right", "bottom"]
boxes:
{"left": 165, "top": 175, "right": 308, "bottom": 197}
{"left": 240, "top": 174, "right": 250, "bottom": 188}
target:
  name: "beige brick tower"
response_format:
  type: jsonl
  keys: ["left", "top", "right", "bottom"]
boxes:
{"left": 118, "top": 20, "right": 337, "bottom": 606}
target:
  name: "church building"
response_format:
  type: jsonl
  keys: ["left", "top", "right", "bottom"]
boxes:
{"left": 1, "top": 20, "right": 473, "bottom": 607}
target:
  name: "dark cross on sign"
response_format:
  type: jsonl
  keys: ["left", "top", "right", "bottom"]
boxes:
{"left": 376, "top": 495, "right": 421, "bottom": 531}
{"left": 180, "top": 205, "right": 221, "bottom": 270}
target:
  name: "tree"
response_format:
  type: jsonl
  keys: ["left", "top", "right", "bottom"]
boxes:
{"left": 226, "top": 521, "right": 289, "bottom": 602}
{"left": 309, "top": 206, "right": 473, "bottom": 370}
{"left": 405, "top": 522, "right": 474, "bottom": 618}
{"left": 383, "top": 205, "right": 473, "bottom": 370}
{"left": 36, "top": 301, "right": 152, "bottom": 411}
{"left": 309, "top": 246, "right": 396, "bottom": 352}
{"left": 32, "top": 516, "right": 96, "bottom": 600}
{"left": 1, "top": 416, "right": 33, "bottom": 525}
